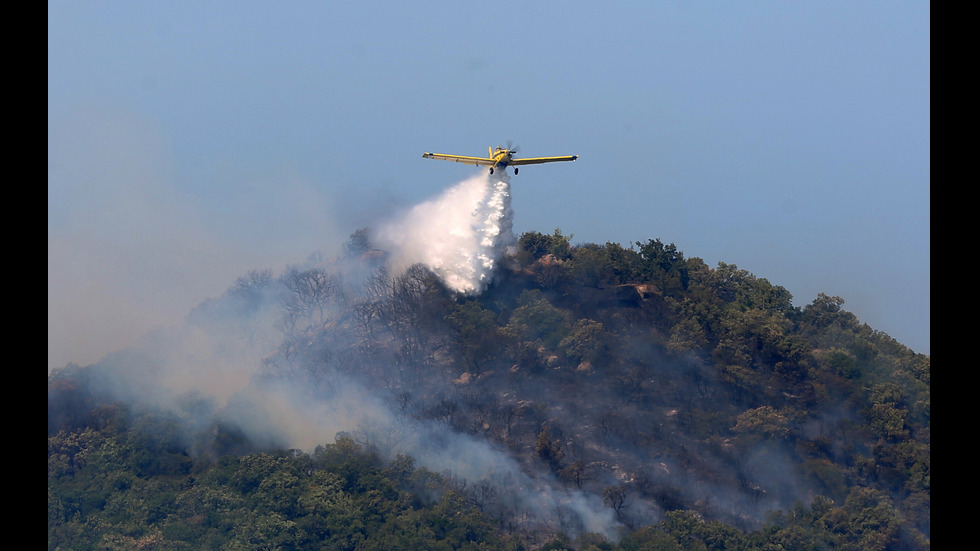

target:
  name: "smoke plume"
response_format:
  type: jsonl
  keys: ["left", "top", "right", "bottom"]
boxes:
{"left": 58, "top": 167, "right": 627, "bottom": 540}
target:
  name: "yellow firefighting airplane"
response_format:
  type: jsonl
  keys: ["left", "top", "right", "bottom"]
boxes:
{"left": 422, "top": 145, "right": 578, "bottom": 175}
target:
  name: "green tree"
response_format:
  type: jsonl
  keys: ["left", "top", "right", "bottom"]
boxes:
{"left": 603, "top": 241, "right": 643, "bottom": 283}
{"left": 447, "top": 300, "right": 502, "bottom": 375}
{"left": 503, "top": 289, "right": 573, "bottom": 352}
{"left": 732, "top": 405, "right": 792, "bottom": 440}
{"left": 667, "top": 318, "right": 708, "bottom": 355}
{"left": 819, "top": 487, "right": 904, "bottom": 551}
{"left": 635, "top": 239, "right": 688, "bottom": 293}
{"left": 558, "top": 319, "right": 611, "bottom": 368}
{"left": 568, "top": 243, "right": 614, "bottom": 288}
{"left": 517, "top": 228, "right": 573, "bottom": 263}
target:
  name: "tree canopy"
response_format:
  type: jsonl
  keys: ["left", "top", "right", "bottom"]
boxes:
{"left": 49, "top": 230, "right": 929, "bottom": 550}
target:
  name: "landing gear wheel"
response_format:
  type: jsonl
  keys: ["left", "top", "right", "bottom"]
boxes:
{"left": 514, "top": 167, "right": 519, "bottom": 175}
{"left": 489, "top": 167, "right": 494, "bottom": 175}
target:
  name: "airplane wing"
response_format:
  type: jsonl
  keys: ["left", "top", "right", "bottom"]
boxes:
{"left": 422, "top": 152, "right": 495, "bottom": 166}
{"left": 509, "top": 155, "right": 579, "bottom": 166}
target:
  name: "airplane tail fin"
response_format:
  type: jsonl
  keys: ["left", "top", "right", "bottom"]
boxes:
{"left": 489, "top": 146, "right": 494, "bottom": 158}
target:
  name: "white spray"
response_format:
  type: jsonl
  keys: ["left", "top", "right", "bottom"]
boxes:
{"left": 374, "top": 170, "right": 515, "bottom": 294}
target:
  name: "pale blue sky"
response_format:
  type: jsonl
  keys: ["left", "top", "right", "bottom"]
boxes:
{"left": 49, "top": 1, "right": 929, "bottom": 367}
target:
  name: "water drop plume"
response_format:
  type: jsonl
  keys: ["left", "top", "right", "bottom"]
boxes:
{"left": 374, "top": 170, "right": 515, "bottom": 294}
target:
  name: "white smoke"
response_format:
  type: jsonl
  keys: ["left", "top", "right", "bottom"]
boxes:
{"left": 93, "top": 321, "right": 624, "bottom": 539}
{"left": 373, "top": 170, "right": 516, "bottom": 294}
{"left": 59, "top": 167, "right": 628, "bottom": 541}
{"left": 231, "top": 373, "right": 623, "bottom": 539}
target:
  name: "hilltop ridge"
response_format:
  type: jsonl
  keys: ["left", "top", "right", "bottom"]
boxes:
{"left": 49, "top": 228, "right": 930, "bottom": 549}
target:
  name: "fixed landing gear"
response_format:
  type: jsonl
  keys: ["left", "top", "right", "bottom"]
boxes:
{"left": 489, "top": 167, "right": 494, "bottom": 174}
{"left": 514, "top": 167, "right": 519, "bottom": 174}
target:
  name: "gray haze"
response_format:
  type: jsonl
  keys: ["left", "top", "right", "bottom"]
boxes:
{"left": 68, "top": 170, "right": 625, "bottom": 539}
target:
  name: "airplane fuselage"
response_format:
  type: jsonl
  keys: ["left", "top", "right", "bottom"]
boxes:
{"left": 490, "top": 147, "right": 514, "bottom": 168}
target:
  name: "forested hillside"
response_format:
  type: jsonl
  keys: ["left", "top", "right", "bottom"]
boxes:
{"left": 49, "top": 229, "right": 929, "bottom": 550}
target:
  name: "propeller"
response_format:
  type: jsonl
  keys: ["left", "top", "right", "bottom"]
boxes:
{"left": 504, "top": 140, "right": 519, "bottom": 154}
